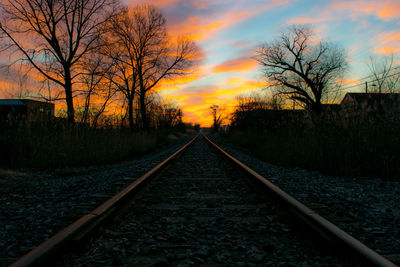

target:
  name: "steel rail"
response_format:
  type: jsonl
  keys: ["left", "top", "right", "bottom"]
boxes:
{"left": 203, "top": 134, "right": 396, "bottom": 267}
{"left": 11, "top": 134, "right": 199, "bottom": 267}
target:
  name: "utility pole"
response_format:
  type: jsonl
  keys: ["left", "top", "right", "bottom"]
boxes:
{"left": 365, "top": 81, "right": 368, "bottom": 93}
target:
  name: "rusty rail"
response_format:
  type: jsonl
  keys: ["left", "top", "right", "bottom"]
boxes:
{"left": 11, "top": 135, "right": 198, "bottom": 267}
{"left": 203, "top": 134, "right": 396, "bottom": 267}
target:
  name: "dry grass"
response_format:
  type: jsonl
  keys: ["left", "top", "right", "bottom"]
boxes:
{"left": 0, "top": 121, "right": 172, "bottom": 170}
{"left": 228, "top": 108, "right": 400, "bottom": 179}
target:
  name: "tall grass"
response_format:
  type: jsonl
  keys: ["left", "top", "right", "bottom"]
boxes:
{"left": 227, "top": 113, "right": 400, "bottom": 179}
{"left": 0, "top": 121, "right": 170, "bottom": 169}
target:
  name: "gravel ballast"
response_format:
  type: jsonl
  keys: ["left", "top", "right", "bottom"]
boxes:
{"left": 1, "top": 133, "right": 398, "bottom": 265}
{"left": 61, "top": 135, "right": 358, "bottom": 266}
{"left": 209, "top": 134, "right": 400, "bottom": 264}
{"left": 0, "top": 135, "right": 192, "bottom": 265}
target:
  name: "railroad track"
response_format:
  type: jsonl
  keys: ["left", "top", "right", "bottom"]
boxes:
{"left": 12, "top": 134, "right": 396, "bottom": 266}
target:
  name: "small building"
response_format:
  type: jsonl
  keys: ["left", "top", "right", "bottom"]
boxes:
{"left": 340, "top": 93, "right": 400, "bottom": 112}
{"left": 0, "top": 99, "right": 54, "bottom": 121}
{"left": 339, "top": 93, "right": 400, "bottom": 123}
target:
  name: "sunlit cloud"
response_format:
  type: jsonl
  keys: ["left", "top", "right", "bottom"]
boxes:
{"left": 374, "top": 30, "right": 400, "bottom": 54}
{"left": 330, "top": 0, "right": 400, "bottom": 21}
{"left": 124, "top": 0, "right": 182, "bottom": 8}
{"left": 2, "top": 0, "right": 398, "bottom": 126}
{"left": 0, "top": 80, "right": 18, "bottom": 98}
{"left": 157, "top": 72, "right": 202, "bottom": 91}
{"left": 288, "top": 1, "right": 400, "bottom": 30}
{"left": 341, "top": 77, "right": 362, "bottom": 86}
{"left": 166, "top": 0, "right": 291, "bottom": 42}
{"left": 213, "top": 57, "right": 258, "bottom": 73}
{"left": 213, "top": 77, "right": 266, "bottom": 97}
{"left": 162, "top": 75, "right": 267, "bottom": 126}
{"left": 168, "top": 16, "right": 224, "bottom": 41}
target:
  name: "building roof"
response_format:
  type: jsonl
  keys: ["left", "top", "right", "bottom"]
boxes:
{"left": 0, "top": 99, "right": 26, "bottom": 105}
{"left": 344, "top": 93, "right": 400, "bottom": 105}
{"left": 0, "top": 99, "right": 54, "bottom": 106}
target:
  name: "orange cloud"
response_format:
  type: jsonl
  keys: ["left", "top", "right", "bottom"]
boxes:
{"left": 341, "top": 77, "right": 362, "bottom": 86}
{"left": 157, "top": 72, "right": 201, "bottom": 91}
{"left": 168, "top": 16, "right": 225, "bottom": 41}
{"left": 374, "top": 30, "right": 400, "bottom": 54}
{"left": 213, "top": 57, "right": 258, "bottom": 73}
{"left": 210, "top": 77, "right": 265, "bottom": 98}
{"left": 167, "top": 0, "right": 290, "bottom": 42}
{"left": 126, "top": 0, "right": 181, "bottom": 8}
{"left": 182, "top": 100, "right": 232, "bottom": 127}
{"left": 289, "top": 1, "right": 400, "bottom": 27}
{"left": 331, "top": 0, "right": 400, "bottom": 20}
{"left": 0, "top": 80, "right": 18, "bottom": 97}
{"left": 163, "top": 85, "right": 218, "bottom": 126}
{"left": 162, "top": 75, "right": 268, "bottom": 126}
{"left": 288, "top": 15, "right": 332, "bottom": 24}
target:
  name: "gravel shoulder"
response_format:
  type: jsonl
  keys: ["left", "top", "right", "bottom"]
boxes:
{"left": 209, "top": 134, "right": 400, "bottom": 265}
{"left": 0, "top": 134, "right": 193, "bottom": 265}
{"left": 61, "top": 135, "right": 358, "bottom": 266}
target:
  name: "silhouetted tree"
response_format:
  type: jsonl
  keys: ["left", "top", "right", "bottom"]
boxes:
{"left": 112, "top": 5, "right": 197, "bottom": 131}
{"left": 234, "top": 92, "right": 283, "bottom": 113}
{"left": 368, "top": 55, "right": 400, "bottom": 94}
{"left": 210, "top": 105, "right": 224, "bottom": 131}
{"left": 103, "top": 5, "right": 197, "bottom": 130}
{"left": 155, "top": 103, "right": 183, "bottom": 129}
{"left": 256, "top": 25, "right": 347, "bottom": 116}
{"left": 78, "top": 54, "right": 116, "bottom": 127}
{"left": 230, "top": 92, "right": 286, "bottom": 131}
{"left": 103, "top": 8, "right": 139, "bottom": 129}
{"left": 0, "top": 0, "right": 118, "bottom": 123}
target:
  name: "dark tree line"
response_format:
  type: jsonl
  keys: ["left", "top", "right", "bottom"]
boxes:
{"left": 0, "top": 1, "right": 197, "bottom": 130}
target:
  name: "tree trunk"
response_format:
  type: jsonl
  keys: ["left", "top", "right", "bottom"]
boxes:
{"left": 310, "top": 100, "right": 323, "bottom": 126}
{"left": 312, "top": 101, "right": 322, "bottom": 116}
{"left": 64, "top": 69, "right": 75, "bottom": 124}
{"left": 82, "top": 92, "right": 91, "bottom": 125}
{"left": 128, "top": 96, "right": 134, "bottom": 129}
{"left": 139, "top": 91, "right": 149, "bottom": 132}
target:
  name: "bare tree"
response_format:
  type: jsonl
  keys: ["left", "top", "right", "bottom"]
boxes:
{"left": 210, "top": 105, "right": 224, "bottom": 131}
{"left": 0, "top": 0, "right": 118, "bottom": 123}
{"left": 107, "top": 5, "right": 197, "bottom": 131}
{"left": 268, "top": 93, "right": 284, "bottom": 110}
{"left": 156, "top": 103, "right": 183, "bottom": 129}
{"left": 235, "top": 92, "right": 283, "bottom": 112}
{"left": 368, "top": 55, "right": 400, "bottom": 93}
{"left": 256, "top": 25, "right": 347, "bottom": 116}
{"left": 103, "top": 7, "right": 140, "bottom": 129}
{"left": 134, "top": 6, "right": 197, "bottom": 131}
{"left": 79, "top": 54, "right": 116, "bottom": 127}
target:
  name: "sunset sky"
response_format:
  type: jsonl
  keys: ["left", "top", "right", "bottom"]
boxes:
{"left": 126, "top": 0, "right": 400, "bottom": 126}
{"left": 1, "top": 0, "right": 399, "bottom": 126}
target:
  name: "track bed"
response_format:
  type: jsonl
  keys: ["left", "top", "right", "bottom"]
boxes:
{"left": 59, "top": 136, "right": 357, "bottom": 266}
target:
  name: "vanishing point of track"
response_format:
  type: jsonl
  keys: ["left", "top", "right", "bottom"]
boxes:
{"left": 12, "top": 135, "right": 396, "bottom": 266}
